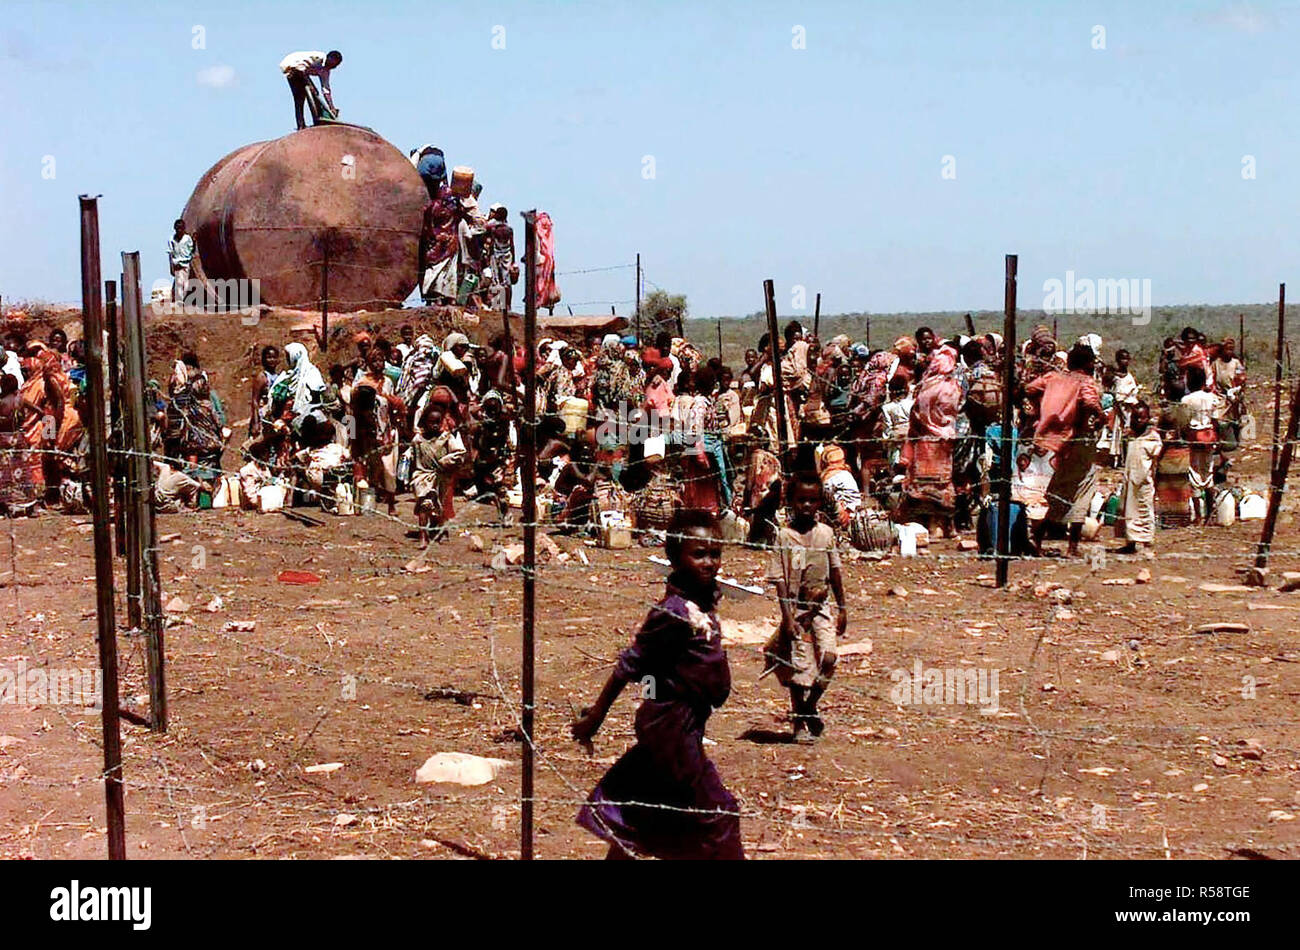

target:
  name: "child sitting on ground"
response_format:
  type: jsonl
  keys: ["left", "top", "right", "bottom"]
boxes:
{"left": 763, "top": 471, "right": 848, "bottom": 744}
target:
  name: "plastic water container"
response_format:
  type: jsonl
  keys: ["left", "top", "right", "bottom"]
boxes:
{"left": 560, "top": 397, "right": 589, "bottom": 436}
{"left": 450, "top": 166, "right": 475, "bottom": 197}
{"left": 259, "top": 484, "right": 286, "bottom": 512}
{"left": 1239, "top": 492, "right": 1267, "bottom": 521}
{"left": 1213, "top": 490, "right": 1236, "bottom": 526}
{"left": 335, "top": 482, "right": 354, "bottom": 516}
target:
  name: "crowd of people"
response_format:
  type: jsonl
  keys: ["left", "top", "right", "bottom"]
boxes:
{"left": 0, "top": 317, "right": 1254, "bottom": 556}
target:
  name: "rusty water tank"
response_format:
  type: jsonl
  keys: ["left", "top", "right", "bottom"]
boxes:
{"left": 181, "top": 124, "right": 426, "bottom": 311}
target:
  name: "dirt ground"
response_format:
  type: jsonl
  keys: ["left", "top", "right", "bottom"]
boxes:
{"left": 0, "top": 308, "right": 1297, "bottom": 860}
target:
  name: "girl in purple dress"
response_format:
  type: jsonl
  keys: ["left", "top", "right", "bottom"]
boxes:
{"left": 571, "top": 509, "right": 744, "bottom": 860}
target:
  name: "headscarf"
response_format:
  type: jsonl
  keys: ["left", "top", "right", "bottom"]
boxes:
{"left": 592, "top": 339, "right": 634, "bottom": 410}
{"left": 397, "top": 334, "right": 436, "bottom": 402}
{"left": 851, "top": 350, "right": 899, "bottom": 417}
{"left": 910, "top": 345, "right": 964, "bottom": 439}
{"left": 817, "top": 443, "right": 852, "bottom": 478}
{"left": 274, "top": 342, "right": 327, "bottom": 416}
{"left": 893, "top": 336, "right": 916, "bottom": 357}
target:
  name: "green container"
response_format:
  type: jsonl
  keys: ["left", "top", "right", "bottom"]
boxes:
{"left": 198, "top": 489, "right": 213, "bottom": 510}
{"left": 1101, "top": 492, "right": 1121, "bottom": 526}
{"left": 455, "top": 272, "right": 480, "bottom": 305}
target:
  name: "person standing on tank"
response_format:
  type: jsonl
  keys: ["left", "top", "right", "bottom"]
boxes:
{"left": 279, "top": 50, "right": 342, "bottom": 130}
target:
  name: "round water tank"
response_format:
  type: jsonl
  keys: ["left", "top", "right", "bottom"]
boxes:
{"left": 181, "top": 124, "right": 425, "bottom": 311}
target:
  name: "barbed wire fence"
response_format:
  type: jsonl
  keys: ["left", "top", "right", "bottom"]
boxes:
{"left": 4, "top": 214, "right": 1300, "bottom": 860}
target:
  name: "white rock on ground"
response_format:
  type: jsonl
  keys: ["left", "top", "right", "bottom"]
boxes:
{"left": 415, "top": 752, "right": 513, "bottom": 786}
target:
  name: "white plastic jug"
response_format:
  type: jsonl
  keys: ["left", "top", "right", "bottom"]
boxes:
{"left": 1213, "top": 490, "right": 1236, "bottom": 526}
{"left": 259, "top": 484, "right": 286, "bottom": 513}
{"left": 336, "top": 482, "right": 354, "bottom": 516}
{"left": 1239, "top": 492, "right": 1267, "bottom": 521}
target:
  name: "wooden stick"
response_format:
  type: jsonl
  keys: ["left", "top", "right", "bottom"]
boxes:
{"left": 996, "top": 255, "right": 1018, "bottom": 589}
{"left": 1273, "top": 284, "right": 1285, "bottom": 480}
{"left": 105, "top": 279, "right": 125, "bottom": 555}
{"left": 319, "top": 242, "right": 330, "bottom": 353}
{"left": 763, "top": 279, "right": 790, "bottom": 464}
{"left": 122, "top": 252, "right": 167, "bottom": 732}
{"left": 79, "top": 196, "right": 126, "bottom": 860}
{"left": 813, "top": 292, "right": 821, "bottom": 340}
{"left": 1255, "top": 374, "right": 1300, "bottom": 569}
{"left": 520, "top": 209, "right": 538, "bottom": 861}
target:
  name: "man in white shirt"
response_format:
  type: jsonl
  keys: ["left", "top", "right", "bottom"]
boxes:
{"left": 167, "top": 218, "right": 195, "bottom": 306}
{"left": 279, "top": 50, "right": 342, "bottom": 130}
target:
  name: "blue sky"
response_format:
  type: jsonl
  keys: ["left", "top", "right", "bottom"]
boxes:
{"left": 2, "top": 0, "right": 1298, "bottom": 319}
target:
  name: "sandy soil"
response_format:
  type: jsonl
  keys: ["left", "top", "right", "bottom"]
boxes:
{"left": 0, "top": 308, "right": 1297, "bottom": 860}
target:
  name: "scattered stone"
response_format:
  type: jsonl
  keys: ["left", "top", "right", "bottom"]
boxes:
{"left": 1194, "top": 622, "right": 1250, "bottom": 635}
{"left": 249, "top": 759, "right": 267, "bottom": 773}
{"left": 1198, "top": 583, "right": 1253, "bottom": 593}
{"left": 1102, "top": 578, "right": 1136, "bottom": 586}
{"left": 838, "top": 638, "right": 874, "bottom": 657}
{"left": 304, "top": 762, "right": 344, "bottom": 775}
{"left": 204, "top": 596, "right": 224, "bottom": 613}
{"left": 222, "top": 620, "right": 256, "bottom": 632}
{"left": 415, "top": 752, "right": 512, "bottom": 786}
{"left": 0, "top": 736, "right": 24, "bottom": 751}
{"left": 957, "top": 539, "right": 978, "bottom": 551}
{"left": 467, "top": 534, "right": 485, "bottom": 553}
{"left": 1212, "top": 754, "right": 1228, "bottom": 768}
{"left": 721, "top": 619, "right": 776, "bottom": 645}
{"left": 158, "top": 532, "right": 182, "bottom": 544}
{"left": 1100, "top": 649, "right": 1121, "bottom": 663}
{"left": 1245, "top": 566, "right": 1270, "bottom": 587}
{"left": 1267, "top": 810, "right": 1295, "bottom": 822}
{"left": 1192, "top": 782, "right": 1209, "bottom": 792}
{"left": 1279, "top": 572, "right": 1300, "bottom": 593}
{"left": 333, "top": 813, "right": 358, "bottom": 827}
{"left": 887, "top": 586, "right": 908, "bottom": 598}
{"left": 1135, "top": 568, "right": 1152, "bottom": 584}
{"left": 403, "top": 558, "right": 433, "bottom": 574}
{"left": 1051, "top": 607, "right": 1076, "bottom": 622}
{"left": 576, "top": 548, "right": 590, "bottom": 566}
{"left": 1050, "top": 588, "right": 1073, "bottom": 603}
{"left": 503, "top": 544, "right": 526, "bottom": 565}
{"left": 1239, "top": 738, "right": 1265, "bottom": 760}
{"left": 164, "top": 596, "right": 190, "bottom": 613}
{"left": 880, "top": 726, "right": 900, "bottom": 739}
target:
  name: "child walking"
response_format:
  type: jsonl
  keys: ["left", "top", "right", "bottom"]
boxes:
{"left": 763, "top": 471, "right": 848, "bottom": 744}
{"left": 571, "top": 509, "right": 744, "bottom": 860}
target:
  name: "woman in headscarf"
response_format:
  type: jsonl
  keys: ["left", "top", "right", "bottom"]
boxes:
{"left": 419, "top": 182, "right": 463, "bottom": 304}
{"left": 0, "top": 371, "right": 42, "bottom": 514}
{"left": 20, "top": 342, "right": 77, "bottom": 503}
{"left": 591, "top": 335, "right": 636, "bottom": 415}
{"left": 396, "top": 334, "right": 437, "bottom": 430}
{"left": 847, "top": 348, "right": 898, "bottom": 498}
{"left": 271, "top": 342, "right": 327, "bottom": 420}
{"left": 899, "top": 345, "right": 966, "bottom": 539}
{"left": 678, "top": 367, "right": 728, "bottom": 514}
{"left": 350, "top": 347, "right": 404, "bottom": 516}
